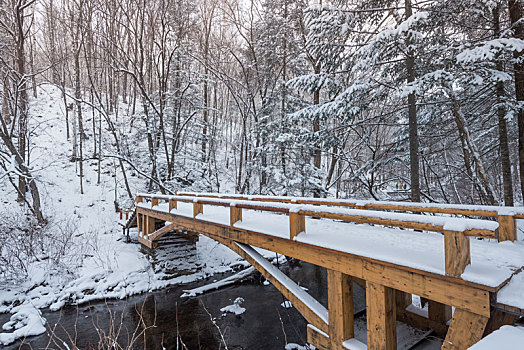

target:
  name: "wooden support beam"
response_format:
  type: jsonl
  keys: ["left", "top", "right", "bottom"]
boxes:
{"left": 428, "top": 300, "right": 451, "bottom": 324}
{"left": 289, "top": 212, "right": 305, "bottom": 240}
{"left": 483, "top": 309, "right": 519, "bottom": 336}
{"left": 442, "top": 309, "right": 488, "bottom": 349}
{"left": 230, "top": 206, "right": 242, "bottom": 226}
{"left": 136, "top": 196, "right": 143, "bottom": 203}
{"left": 211, "top": 237, "right": 329, "bottom": 334}
{"left": 169, "top": 199, "right": 177, "bottom": 212}
{"left": 151, "top": 197, "right": 159, "bottom": 207}
{"left": 136, "top": 213, "right": 141, "bottom": 236}
{"left": 366, "top": 281, "right": 397, "bottom": 350}
{"left": 149, "top": 223, "right": 177, "bottom": 241}
{"left": 307, "top": 325, "right": 330, "bottom": 350}
{"left": 498, "top": 215, "right": 517, "bottom": 242}
{"left": 125, "top": 211, "right": 129, "bottom": 220}
{"left": 444, "top": 231, "right": 470, "bottom": 277}
{"left": 193, "top": 202, "right": 203, "bottom": 218}
{"left": 328, "top": 270, "right": 354, "bottom": 349}
{"left": 395, "top": 290, "right": 411, "bottom": 312}
{"left": 428, "top": 300, "right": 452, "bottom": 337}
{"left": 145, "top": 215, "right": 155, "bottom": 238}
{"left": 119, "top": 209, "right": 123, "bottom": 220}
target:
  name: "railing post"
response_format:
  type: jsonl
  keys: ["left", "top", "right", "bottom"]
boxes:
{"left": 289, "top": 212, "right": 305, "bottom": 240}
{"left": 151, "top": 197, "right": 159, "bottom": 207}
{"left": 125, "top": 211, "right": 129, "bottom": 220}
{"left": 169, "top": 199, "right": 177, "bottom": 212}
{"left": 119, "top": 209, "right": 123, "bottom": 220}
{"left": 136, "top": 196, "right": 143, "bottom": 204}
{"left": 193, "top": 201, "right": 203, "bottom": 218}
{"left": 444, "top": 231, "right": 471, "bottom": 277}
{"left": 497, "top": 215, "right": 517, "bottom": 242}
{"left": 230, "top": 206, "right": 242, "bottom": 226}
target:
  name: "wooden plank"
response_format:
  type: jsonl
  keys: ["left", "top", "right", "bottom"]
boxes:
{"left": 169, "top": 199, "right": 177, "bottom": 212}
{"left": 289, "top": 212, "right": 305, "bottom": 240}
{"left": 328, "top": 270, "right": 354, "bottom": 349}
{"left": 307, "top": 325, "right": 330, "bottom": 350}
{"left": 138, "top": 208, "right": 493, "bottom": 316}
{"left": 444, "top": 231, "right": 471, "bottom": 277}
{"left": 299, "top": 210, "right": 495, "bottom": 238}
{"left": 483, "top": 308, "right": 519, "bottom": 336}
{"left": 178, "top": 192, "right": 511, "bottom": 218}
{"left": 442, "top": 309, "right": 488, "bottom": 350}
{"left": 498, "top": 215, "right": 517, "bottom": 242}
{"left": 366, "top": 281, "right": 397, "bottom": 350}
{"left": 211, "top": 236, "right": 329, "bottom": 334}
{"left": 193, "top": 202, "right": 203, "bottom": 218}
{"left": 149, "top": 223, "right": 177, "bottom": 241}
{"left": 396, "top": 308, "right": 449, "bottom": 336}
{"left": 151, "top": 197, "right": 159, "bottom": 207}
{"left": 138, "top": 234, "right": 157, "bottom": 249}
{"left": 136, "top": 196, "right": 143, "bottom": 203}
{"left": 230, "top": 206, "right": 242, "bottom": 226}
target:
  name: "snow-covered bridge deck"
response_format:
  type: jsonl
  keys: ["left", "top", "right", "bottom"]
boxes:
{"left": 119, "top": 193, "right": 524, "bottom": 350}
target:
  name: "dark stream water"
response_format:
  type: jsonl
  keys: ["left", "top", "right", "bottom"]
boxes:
{"left": 2, "top": 234, "right": 442, "bottom": 350}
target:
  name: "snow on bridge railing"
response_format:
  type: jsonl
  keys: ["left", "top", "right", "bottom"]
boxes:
{"left": 177, "top": 191, "right": 523, "bottom": 242}
{"left": 133, "top": 192, "right": 510, "bottom": 278}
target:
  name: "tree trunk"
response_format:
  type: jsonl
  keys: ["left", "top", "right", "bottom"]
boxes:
{"left": 508, "top": 0, "right": 524, "bottom": 201}
{"left": 494, "top": 6, "right": 514, "bottom": 206}
{"left": 405, "top": 0, "right": 420, "bottom": 203}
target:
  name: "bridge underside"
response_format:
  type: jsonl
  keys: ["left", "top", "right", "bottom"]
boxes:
{"left": 128, "top": 204, "right": 520, "bottom": 350}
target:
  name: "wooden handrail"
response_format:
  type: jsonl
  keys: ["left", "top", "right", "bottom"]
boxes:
{"left": 176, "top": 192, "right": 521, "bottom": 242}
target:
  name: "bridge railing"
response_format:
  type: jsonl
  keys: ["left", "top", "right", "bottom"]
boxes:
{"left": 134, "top": 192, "right": 509, "bottom": 278}
{"left": 177, "top": 191, "right": 524, "bottom": 243}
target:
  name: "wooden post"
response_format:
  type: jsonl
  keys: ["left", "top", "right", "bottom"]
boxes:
{"left": 428, "top": 301, "right": 452, "bottom": 336}
{"left": 193, "top": 202, "right": 203, "bottom": 218}
{"left": 289, "top": 212, "right": 305, "bottom": 240}
{"left": 169, "top": 199, "right": 177, "bottom": 212}
{"left": 444, "top": 231, "right": 470, "bottom": 277}
{"left": 442, "top": 309, "right": 488, "bottom": 350}
{"left": 125, "top": 211, "right": 129, "bottom": 220}
{"left": 395, "top": 290, "right": 411, "bottom": 313}
{"left": 428, "top": 301, "right": 452, "bottom": 323}
{"left": 230, "top": 206, "right": 242, "bottom": 226}
{"left": 366, "top": 281, "right": 397, "bottom": 350}
{"left": 136, "top": 196, "right": 143, "bottom": 204}
{"left": 327, "top": 270, "right": 354, "bottom": 349}
{"left": 136, "top": 213, "right": 142, "bottom": 236}
{"left": 119, "top": 209, "right": 123, "bottom": 220}
{"left": 498, "top": 215, "right": 517, "bottom": 242}
{"left": 145, "top": 215, "right": 155, "bottom": 238}
{"left": 151, "top": 197, "right": 159, "bottom": 207}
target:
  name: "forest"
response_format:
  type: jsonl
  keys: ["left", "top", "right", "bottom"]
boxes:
{"left": 1, "top": 0, "right": 523, "bottom": 220}
{"left": 1, "top": 0, "right": 524, "bottom": 348}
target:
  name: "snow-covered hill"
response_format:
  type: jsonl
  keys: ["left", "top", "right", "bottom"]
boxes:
{"left": 0, "top": 85, "right": 240, "bottom": 345}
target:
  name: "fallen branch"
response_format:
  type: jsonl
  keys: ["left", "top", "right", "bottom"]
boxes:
{"left": 181, "top": 266, "right": 256, "bottom": 297}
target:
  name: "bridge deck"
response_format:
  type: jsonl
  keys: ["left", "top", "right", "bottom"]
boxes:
{"left": 122, "top": 193, "right": 524, "bottom": 349}
{"left": 137, "top": 201, "right": 523, "bottom": 289}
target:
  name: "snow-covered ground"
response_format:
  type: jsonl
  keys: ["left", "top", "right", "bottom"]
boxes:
{"left": 0, "top": 85, "right": 242, "bottom": 345}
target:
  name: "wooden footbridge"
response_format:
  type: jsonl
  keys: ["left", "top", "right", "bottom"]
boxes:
{"left": 118, "top": 192, "right": 524, "bottom": 349}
